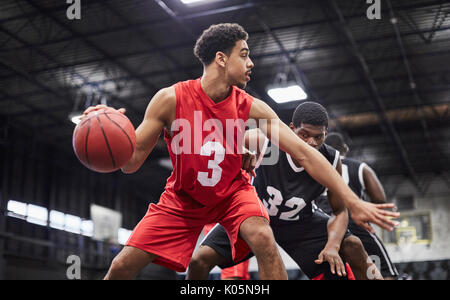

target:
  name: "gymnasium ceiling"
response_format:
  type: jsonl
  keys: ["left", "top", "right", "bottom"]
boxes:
{"left": 1, "top": 0, "right": 449, "bottom": 195}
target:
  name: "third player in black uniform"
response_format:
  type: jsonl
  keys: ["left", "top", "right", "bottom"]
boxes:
{"left": 315, "top": 133, "right": 399, "bottom": 279}
{"left": 187, "top": 102, "right": 383, "bottom": 280}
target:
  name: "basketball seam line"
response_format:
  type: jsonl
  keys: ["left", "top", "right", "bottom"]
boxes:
{"left": 95, "top": 113, "right": 117, "bottom": 169}
{"left": 79, "top": 111, "right": 111, "bottom": 127}
{"left": 104, "top": 113, "right": 134, "bottom": 153}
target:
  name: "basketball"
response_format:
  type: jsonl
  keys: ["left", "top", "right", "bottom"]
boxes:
{"left": 72, "top": 107, "right": 136, "bottom": 173}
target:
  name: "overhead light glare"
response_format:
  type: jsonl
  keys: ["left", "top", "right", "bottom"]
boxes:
{"left": 180, "top": 0, "right": 209, "bottom": 4}
{"left": 267, "top": 85, "right": 308, "bottom": 104}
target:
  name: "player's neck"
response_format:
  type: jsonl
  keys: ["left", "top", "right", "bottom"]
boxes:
{"left": 200, "top": 70, "right": 232, "bottom": 103}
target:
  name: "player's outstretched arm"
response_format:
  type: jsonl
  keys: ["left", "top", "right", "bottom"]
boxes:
{"left": 82, "top": 87, "right": 176, "bottom": 174}
{"left": 248, "top": 98, "right": 400, "bottom": 232}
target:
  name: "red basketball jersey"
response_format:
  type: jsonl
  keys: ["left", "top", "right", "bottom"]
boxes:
{"left": 163, "top": 78, "right": 254, "bottom": 207}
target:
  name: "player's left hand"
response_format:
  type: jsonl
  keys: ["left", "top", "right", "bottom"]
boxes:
{"left": 314, "top": 246, "right": 347, "bottom": 277}
{"left": 349, "top": 200, "right": 400, "bottom": 233}
{"left": 241, "top": 147, "right": 257, "bottom": 177}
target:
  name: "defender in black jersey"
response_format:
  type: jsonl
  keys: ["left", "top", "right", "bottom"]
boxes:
{"left": 315, "top": 133, "right": 399, "bottom": 279}
{"left": 187, "top": 102, "right": 383, "bottom": 280}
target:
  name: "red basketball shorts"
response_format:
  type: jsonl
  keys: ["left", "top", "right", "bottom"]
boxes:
{"left": 126, "top": 184, "right": 268, "bottom": 272}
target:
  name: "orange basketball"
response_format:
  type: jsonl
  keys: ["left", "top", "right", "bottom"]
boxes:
{"left": 72, "top": 107, "right": 136, "bottom": 173}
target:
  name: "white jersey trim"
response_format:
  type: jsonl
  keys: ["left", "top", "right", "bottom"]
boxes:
{"left": 286, "top": 152, "right": 305, "bottom": 173}
{"left": 368, "top": 231, "right": 399, "bottom": 276}
{"left": 358, "top": 162, "right": 367, "bottom": 192}
{"left": 332, "top": 150, "right": 340, "bottom": 169}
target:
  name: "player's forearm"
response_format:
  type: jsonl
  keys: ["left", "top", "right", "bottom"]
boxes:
{"left": 368, "top": 184, "right": 387, "bottom": 204}
{"left": 264, "top": 118, "right": 361, "bottom": 208}
{"left": 326, "top": 211, "right": 348, "bottom": 250}
{"left": 121, "top": 113, "right": 165, "bottom": 174}
{"left": 121, "top": 141, "right": 156, "bottom": 174}
{"left": 121, "top": 150, "right": 146, "bottom": 173}
{"left": 121, "top": 159, "right": 142, "bottom": 174}
{"left": 364, "top": 166, "right": 387, "bottom": 204}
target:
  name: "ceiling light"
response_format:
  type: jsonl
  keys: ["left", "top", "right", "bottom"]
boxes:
{"left": 180, "top": 0, "right": 209, "bottom": 4}
{"left": 180, "top": 0, "right": 221, "bottom": 5}
{"left": 267, "top": 84, "right": 308, "bottom": 104}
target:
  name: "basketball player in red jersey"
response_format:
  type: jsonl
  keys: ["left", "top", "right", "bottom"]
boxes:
{"left": 83, "top": 23, "right": 399, "bottom": 280}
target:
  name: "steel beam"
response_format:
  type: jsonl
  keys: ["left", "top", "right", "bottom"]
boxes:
{"left": 386, "top": 0, "right": 441, "bottom": 174}
{"left": 251, "top": 9, "right": 352, "bottom": 142}
{"left": 102, "top": 1, "right": 196, "bottom": 79}
{"left": 0, "top": 24, "right": 142, "bottom": 121}
{"left": 24, "top": 0, "right": 160, "bottom": 98}
{"left": 2, "top": 41, "right": 449, "bottom": 86}
{"left": 4, "top": 1, "right": 449, "bottom": 57}
{"left": 5, "top": 83, "right": 450, "bottom": 122}
{"left": 323, "top": 0, "right": 421, "bottom": 188}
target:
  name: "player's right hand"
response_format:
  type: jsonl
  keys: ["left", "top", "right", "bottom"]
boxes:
{"left": 349, "top": 201, "right": 400, "bottom": 233}
{"left": 82, "top": 105, "right": 126, "bottom": 118}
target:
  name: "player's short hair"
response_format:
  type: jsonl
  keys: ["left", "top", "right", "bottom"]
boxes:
{"left": 194, "top": 23, "right": 249, "bottom": 66}
{"left": 292, "top": 101, "right": 329, "bottom": 129}
{"left": 325, "top": 133, "right": 348, "bottom": 153}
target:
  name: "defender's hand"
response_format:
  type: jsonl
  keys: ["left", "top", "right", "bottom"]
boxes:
{"left": 314, "top": 246, "right": 347, "bottom": 277}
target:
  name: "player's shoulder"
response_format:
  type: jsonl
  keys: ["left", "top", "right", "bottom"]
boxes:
{"left": 144, "top": 86, "right": 177, "bottom": 124}
{"left": 173, "top": 78, "right": 198, "bottom": 89}
{"left": 150, "top": 86, "right": 177, "bottom": 107}
{"left": 321, "top": 143, "right": 338, "bottom": 158}
{"left": 159, "top": 85, "right": 176, "bottom": 98}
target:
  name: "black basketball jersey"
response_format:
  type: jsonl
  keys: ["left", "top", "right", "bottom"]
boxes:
{"left": 341, "top": 157, "right": 366, "bottom": 198}
{"left": 254, "top": 139, "right": 339, "bottom": 225}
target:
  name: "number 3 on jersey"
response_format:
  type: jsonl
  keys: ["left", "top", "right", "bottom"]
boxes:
{"left": 197, "top": 141, "right": 225, "bottom": 187}
{"left": 264, "top": 186, "right": 306, "bottom": 221}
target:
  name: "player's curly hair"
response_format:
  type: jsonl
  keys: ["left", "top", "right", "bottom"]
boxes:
{"left": 194, "top": 23, "right": 249, "bottom": 66}
{"left": 292, "top": 101, "right": 329, "bottom": 129}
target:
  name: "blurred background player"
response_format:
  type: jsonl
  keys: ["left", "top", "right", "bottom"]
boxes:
{"left": 315, "top": 133, "right": 399, "bottom": 280}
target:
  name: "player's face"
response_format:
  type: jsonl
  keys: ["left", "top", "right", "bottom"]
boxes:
{"left": 291, "top": 123, "right": 327, "bottom": 150}
{"left": 225, "top": 40, "right": 254, "bottom": 89}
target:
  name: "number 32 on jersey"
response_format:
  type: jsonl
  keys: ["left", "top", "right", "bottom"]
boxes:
{"left": 263, "top": 186, "right": 306, "bottom": 221}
